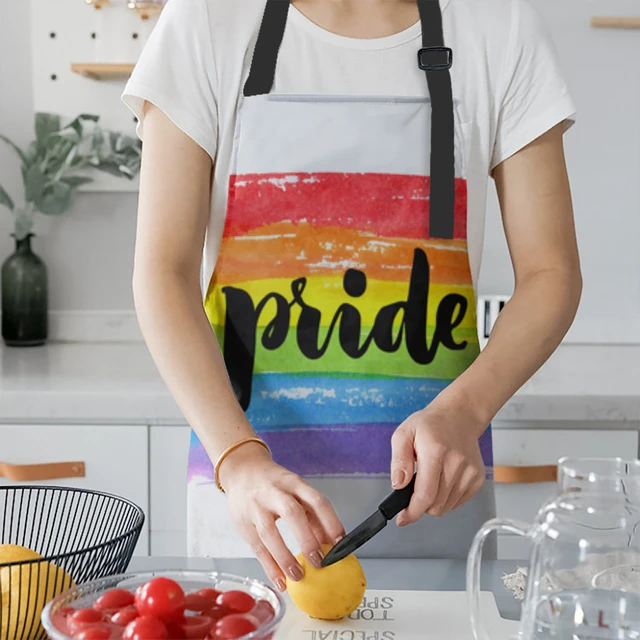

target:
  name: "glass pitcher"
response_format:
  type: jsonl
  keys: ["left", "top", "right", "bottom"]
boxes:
{"left": 467, "top": 492, "right": 640, "bottom": 639}
{"left": 558, "top": 457, "right": 640, "bottom": 498}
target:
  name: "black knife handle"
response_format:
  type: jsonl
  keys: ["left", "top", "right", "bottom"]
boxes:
{"left": 378, "top": 473, "right": 417, "bottom": 520}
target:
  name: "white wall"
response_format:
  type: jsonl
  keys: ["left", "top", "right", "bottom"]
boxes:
{"left": 1, "top": 0, "right": 638, "bottom": 342}
{"left": 0, "top": 0, "right": 137, "bottom": 313}
{"left": 481, "top": 0, "right": 640, "bottom": 343}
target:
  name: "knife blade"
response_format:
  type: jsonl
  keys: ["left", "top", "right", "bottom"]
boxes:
{"left": 321, "top": 473, "right": 416, "bottom": 567}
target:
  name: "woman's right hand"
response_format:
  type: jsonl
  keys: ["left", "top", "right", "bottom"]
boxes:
{"left": 219, "top": 442, "right": 346, "bottom": 592}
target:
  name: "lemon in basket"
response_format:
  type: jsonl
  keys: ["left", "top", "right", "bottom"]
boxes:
{"left": 0, "top": 544, "right": 75, "bottom": 640}
{"left": 286, "top": 544, "right": 366, "bottom": 620}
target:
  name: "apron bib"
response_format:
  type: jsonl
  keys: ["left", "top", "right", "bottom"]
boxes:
{"left": 188, "top": 0, "right": 496, "bottom": 560}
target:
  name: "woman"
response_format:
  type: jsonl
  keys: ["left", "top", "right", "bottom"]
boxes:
{"left": 123, "top": 0, "right": 581, "bottom": 591}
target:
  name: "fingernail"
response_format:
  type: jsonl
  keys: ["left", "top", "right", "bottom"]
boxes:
{"left": 288, "top": 564, "right": 304, "bottom": 581}
{"left": 308, "top": 549, "right": 324, "bottom": 569}
{"left": 397, "top": 515, "right": 407, "bottom": 527}
{"left": 274, "top": 577, "right": 286, "bottom": 592}
{"left": 334, "top": 534, "right": 345, "bottom": 544}
{"left": 391, "top": 470, "right": 406, "bottom": 489}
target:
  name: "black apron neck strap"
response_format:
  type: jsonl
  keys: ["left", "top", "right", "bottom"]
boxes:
{"left": 417, "top": 0, "right": 455, "bottom": 239}
{"left": 244, "top": 0, "right": 291, "bottom": 98}
{"left": 244, "top": 0, "right": 456, "bottom": 240}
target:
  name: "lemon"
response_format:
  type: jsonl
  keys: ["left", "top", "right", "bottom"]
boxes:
{"left": 286, "top": 544, "right": 366, "bottom": 620}
{"left": 0, "top": 544, "right": 75, "bottom": 640}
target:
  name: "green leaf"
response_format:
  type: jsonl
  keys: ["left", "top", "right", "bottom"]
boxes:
{"left": 61, "top": 175, "right": 93, "bottom": 187}
{"left": 25, "top": 140, "right": 39, "bottom": 165}
{"left": 14, "top": 210, "right": 34, "bottom": 240}
{"left": 67, "top": 113, "right": 100, "bottom": 137}
{"left": 50, "top": 127, "right": 81, "bottom": 144}
{"left": 0, "top": 134, "right": 28, "bottom": 166}
{"left": 94, "top": 160, "right": 125, "bottom": 178}
{"left": 0, "top": 185, "right": 14, "bottom": 210}
{"left": 24, "top": 164, "right": 46, "bottom": 202}
{"left": 35, "top": 181, "right": 73, "bottom": 215}
{"left": 35, "top": 113, "right": 61, "bottom": 150}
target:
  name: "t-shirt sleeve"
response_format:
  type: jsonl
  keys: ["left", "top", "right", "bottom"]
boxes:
{"left": 121, "top": 0, "right": 218, "bottom": 161}
{"left": 490, "top": 0, "right": 576, "bottom": 170}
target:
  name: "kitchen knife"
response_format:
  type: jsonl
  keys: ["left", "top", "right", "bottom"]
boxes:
{"left": 320, "top": 473, "right": 417, "bottom": 567}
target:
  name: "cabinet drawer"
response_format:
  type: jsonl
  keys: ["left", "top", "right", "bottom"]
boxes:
{"left": 493, "top": 428, "right": 638, "bottom": 559}
{"left": 150, "top": 426, "right": 190, "bottom": 550}
{"left": 0, "top": 425, "right": 149, "bottom": 555}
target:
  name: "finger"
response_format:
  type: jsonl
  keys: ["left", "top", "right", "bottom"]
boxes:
{"left": 451, "top": 468, "right": 485, "bottom": 511}
{"left": 296, "top": 485, "right": 346, "bottom": 546}
{"left": 399, "top": 447, "right": 445, "bottom": 525}
{"left": 273, "top": 494, "right": 325, "bottom": 570}
{"left": 305, "top": 509, "right": 333, "bottom": 546}
{"left": 255, "top": 512, "right": 305, "bottom": 583}
{"left": 390, "top": 427, "right": 415, "bottom": 490}
{"left": 426, "top": 454, "right": 465, "bottom": 517}
{"left": 244, "top": 525, "right": 286, "bottom": 592}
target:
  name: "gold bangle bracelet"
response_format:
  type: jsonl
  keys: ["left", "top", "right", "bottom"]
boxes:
{"left": 214, "top": 437, "right": 271, "bottom": 493}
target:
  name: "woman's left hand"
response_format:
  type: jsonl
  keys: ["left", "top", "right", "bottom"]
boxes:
{"left": 390, "top": 400, "right": 487, "bottom": 525}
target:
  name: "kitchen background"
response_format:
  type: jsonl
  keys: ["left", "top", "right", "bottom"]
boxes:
{"left": 0, "top": 0, "right": 639, "bottom": 560}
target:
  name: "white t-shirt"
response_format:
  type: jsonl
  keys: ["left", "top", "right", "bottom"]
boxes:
{"left": 122, "top": 0, "right": 575, "bottom": 292}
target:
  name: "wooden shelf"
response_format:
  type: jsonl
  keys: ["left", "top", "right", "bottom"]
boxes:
{"left": 591, "top": 16, "right": 640, "bottom": 30}
{"left": 71, "top": 63, "right": 135, "bottom": 80}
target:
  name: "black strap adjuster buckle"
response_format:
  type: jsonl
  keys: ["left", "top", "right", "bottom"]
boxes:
{"left": 417, "top": 46, "right": 453, "bottom": 71}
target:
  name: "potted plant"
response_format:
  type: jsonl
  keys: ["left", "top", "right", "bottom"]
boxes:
{"left": 0, "top": 112, "right": 141, "bottom": 346}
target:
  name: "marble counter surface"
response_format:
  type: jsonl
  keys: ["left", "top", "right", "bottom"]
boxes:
{"left": 1, "top": 342, "right": 638, "bottom": 425}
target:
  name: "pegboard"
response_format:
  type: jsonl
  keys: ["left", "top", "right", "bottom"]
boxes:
{"left": 29, "top": 0, "right": 162, "bottom": 192}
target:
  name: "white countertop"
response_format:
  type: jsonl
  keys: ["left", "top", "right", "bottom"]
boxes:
{"left": 1, "top": 342, "right": 638, "bottom": 425}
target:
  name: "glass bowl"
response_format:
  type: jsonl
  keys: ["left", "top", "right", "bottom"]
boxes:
{"left": 41, "top": 570, "right": 286, "bottom": 640}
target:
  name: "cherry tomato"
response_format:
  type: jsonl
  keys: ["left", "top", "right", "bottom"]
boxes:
{"left": 164, "top": 620, "right": 187, "bottom": 639}
{"left": 111, "top": 606, "right": 139, "bottom": 626}
{"left": 68, "top": 608, "right": 106, "bottom": 634}
{"left": 72, "top": 624, "right": 113, "bottom": 640}
{"left": 249, "top": 600, "right": 275, "bottom": 626}
{"left": 180, "top": 615, "right": 215, "bottom": 638}
{"left": 134, "top": 577, "right": 185, "bottom": 622}
{"left": 184, "top": 588, "right": 221, "bottom": 612}
{"left": 123, "top": 615, "right": 168, "bottom": 640}
{"left": 95, "top": 588, "right": 135, "bottom": 612}
{"left": 215, "top": 591, "right": 255, "bottom": 614}
{"left": 213, "top": 614, "right": 257, "bottom": 639}
{"left": 201, "top": 606, "right": 228, "bottom": 622}
{"left": 59, "top": 606, "right": 76, "bottom": 618}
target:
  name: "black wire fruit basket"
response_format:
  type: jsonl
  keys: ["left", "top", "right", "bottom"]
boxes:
{"left": 0, "top": 486, "right": 145, "bottom": 640}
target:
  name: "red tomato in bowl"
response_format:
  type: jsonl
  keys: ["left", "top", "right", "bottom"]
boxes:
{"left": 184, "top": 588, "right": 221, "bottom": 612}
{"left": 94, "top": 588, "right": 135, "bottom": 612}
{"left": 248, "top": 600, "right": 275, "bottom": 626}
{"left": 111, "top": 606, "right": 139, "bottom": 626}
{"left": 216, "top": 591, "right": 255, "bottom": 614}
{"left": 123, "top": 615, "right": 169, "bottom": 639}
{"left": 134, "top": 577, "right": 185, "bottom": 622}
{"left": 212, "top": 614, "right": 258, "bottom": 639}
{"left": 164, "top": 620, "right": 187, "bottom": 639}
{"left": 181, "top": 614, "right": 215, "bottom": 638}
{"left": 72, "top": 624, "right": 113, "bottom": 640}
{"left": 201, "top": 605, "right": 229, "bottom": 622}
{"left": 68, "top": 608, "right": 106, "bottom": 634}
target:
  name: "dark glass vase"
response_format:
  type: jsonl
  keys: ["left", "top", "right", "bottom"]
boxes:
{"left": 1, "top": 234, "right": 48, "bottom": 346}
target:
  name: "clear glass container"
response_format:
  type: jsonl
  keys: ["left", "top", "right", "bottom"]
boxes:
{"left": 468, "top": 492, "right": 640, "bottom": 640}
{"left": 558, "top": 457, "right": 640, "bottom": 499}
{"left": 42, "top": 570, "right": 285, "bottom": 640}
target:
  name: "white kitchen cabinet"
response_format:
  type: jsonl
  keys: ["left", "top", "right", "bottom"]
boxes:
{"left": 492, "top": 427, "right": 638, "bottom": 559}
{"left": 150, "top": 426, "right": 190, "bottom": 556}
{"left": 0, "top": 425, "right": 149, "bottom": 555}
